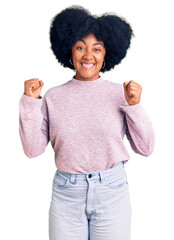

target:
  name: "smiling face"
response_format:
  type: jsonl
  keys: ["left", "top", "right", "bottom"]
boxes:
{"left": 71, "top": 34, "right": 106, "bottom": 81}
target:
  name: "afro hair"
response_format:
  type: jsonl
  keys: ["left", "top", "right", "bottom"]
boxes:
{"left": 49, "top": 5, "right": 134, "bottom": 73}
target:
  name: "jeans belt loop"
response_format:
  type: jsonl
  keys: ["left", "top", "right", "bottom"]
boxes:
{"left": 70, "top": 174, "right": 76, "bottom": 184}
{"left": 98, "top": 171, "right": 104, "bottom": 183}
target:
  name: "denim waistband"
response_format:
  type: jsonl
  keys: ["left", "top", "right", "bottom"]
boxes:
{"left": 56, "top": 161, "right": 124, "bottom": 183}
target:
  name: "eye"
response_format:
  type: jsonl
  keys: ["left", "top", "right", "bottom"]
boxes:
{"left": 76, "top": 46, "right": 85, "bottom": 50}
{"left": 94, "top": 48, "right": 101, "bottom": 52}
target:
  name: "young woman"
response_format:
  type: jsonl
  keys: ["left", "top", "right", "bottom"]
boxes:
{"left": 19, "top": 5, "right": 155, "bottom": 240}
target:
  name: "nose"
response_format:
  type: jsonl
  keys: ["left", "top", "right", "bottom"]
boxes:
{"left": 83, "top": 49, "right": 93, "bottom": 60}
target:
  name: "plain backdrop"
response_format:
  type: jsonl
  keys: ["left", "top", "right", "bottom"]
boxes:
{"left": 1, "top": 0, "right": 174, "bottom": 239}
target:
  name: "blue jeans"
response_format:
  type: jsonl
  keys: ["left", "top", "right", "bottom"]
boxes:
{"left": 49, "top": 161, "right": 132, "bottom": 240}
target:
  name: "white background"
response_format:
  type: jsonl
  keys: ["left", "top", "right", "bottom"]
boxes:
{"left": 1, "top": 0, "right": 174, "bottom": 239}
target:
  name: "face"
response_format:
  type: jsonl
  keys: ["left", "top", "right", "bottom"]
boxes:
{"left": 71, "top": 34, "right": 106, "bottom": 81}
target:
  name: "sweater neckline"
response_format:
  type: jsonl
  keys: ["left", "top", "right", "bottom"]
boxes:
{"left": 70, "top": 75, "right": 105, "bottom": 86}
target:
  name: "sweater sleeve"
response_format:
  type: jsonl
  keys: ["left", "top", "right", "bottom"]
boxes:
{"left": 120, "top": 103, "right": 155, "bottom": 156}
{"left": 19, "top": 93, "right": 50, "bottom": 158}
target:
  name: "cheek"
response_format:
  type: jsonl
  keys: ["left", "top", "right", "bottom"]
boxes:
{"left": 72, "top": 51, "right": 82, "bottom": 64}
{"left": 96, "top": 55, "right": 105, "bottom": 66}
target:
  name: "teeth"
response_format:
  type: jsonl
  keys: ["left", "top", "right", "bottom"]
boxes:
{"left": 81, "top": 63, "right": 95, "bottom": 69}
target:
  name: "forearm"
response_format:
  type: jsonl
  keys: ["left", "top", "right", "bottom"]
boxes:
{"left": 19, "top": 94, "right": 49, "bottom": 158}
{"left": 121, "top": 103, "right": 155, "bottom": 156}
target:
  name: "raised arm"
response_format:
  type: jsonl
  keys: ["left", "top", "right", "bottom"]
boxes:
{"left": 19, "top": 78, "right": 50, "bottom": 158}
{"left": 120, "top": 80, "right": 155, "bottom": 156}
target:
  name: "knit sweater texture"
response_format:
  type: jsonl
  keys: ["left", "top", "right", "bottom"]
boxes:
{"left": 19, "top": 76, "right": 155, "bottom": 173}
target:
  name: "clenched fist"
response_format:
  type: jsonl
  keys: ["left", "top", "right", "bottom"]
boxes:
{"left": 24, "top": 78, "right": 44, "bottom": 99}
{"left": 123, "top": 80, "right": 142, "bottom": 105}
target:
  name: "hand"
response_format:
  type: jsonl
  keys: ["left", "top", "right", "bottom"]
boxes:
{"left": 123, "top": 80, "right": 142, "bottom": 105}
{"left": 24, "top": 78, "right": 44, "bottom": 98}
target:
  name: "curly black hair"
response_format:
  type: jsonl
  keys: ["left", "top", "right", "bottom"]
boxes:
{"left": 49, "top": 5, "right": 134, "bottom": 73}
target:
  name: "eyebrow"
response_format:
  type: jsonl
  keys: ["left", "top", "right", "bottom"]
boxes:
{"left": 78, "top": 38, "right": 104, "bottom": 46}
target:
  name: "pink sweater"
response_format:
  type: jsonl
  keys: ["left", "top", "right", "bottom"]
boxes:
{"left": 19, "top": 76, "right": 155, "bottom": 174}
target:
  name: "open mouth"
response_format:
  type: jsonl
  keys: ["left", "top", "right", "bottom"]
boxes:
{"left": 81, "top": 63, "right": 95, "bottom": 69}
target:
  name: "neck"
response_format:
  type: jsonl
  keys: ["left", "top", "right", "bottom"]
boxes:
{"left": 70, "top": 75, "right": 105, "bottom": 86}
{"left": 74, "top": 75, "right": 100, "bottom": 81}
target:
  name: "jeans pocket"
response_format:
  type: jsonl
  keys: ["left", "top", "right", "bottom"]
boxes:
{"left": 106, "top": 168, "right": 128, "bottom": 189}
{"left": 53, "top": 171, "right": 70, "bottom": 189}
